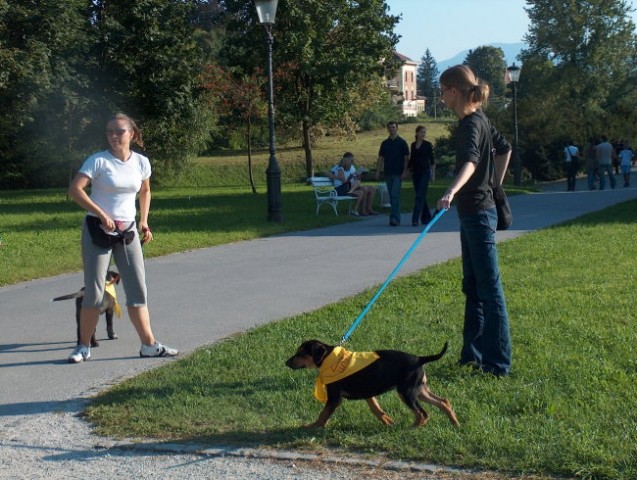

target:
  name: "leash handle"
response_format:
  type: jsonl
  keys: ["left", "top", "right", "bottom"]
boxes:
{"left": 340, "top": 208, "right": 447, "bottom": 344}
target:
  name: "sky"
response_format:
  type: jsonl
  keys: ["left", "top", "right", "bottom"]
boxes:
{"left": 386, "top": 0, "right": 637, "bottom": 64}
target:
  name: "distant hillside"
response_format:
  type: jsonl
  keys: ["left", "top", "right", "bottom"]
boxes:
{"left": 437, "top": 42, "right": 526, "bottom": 72}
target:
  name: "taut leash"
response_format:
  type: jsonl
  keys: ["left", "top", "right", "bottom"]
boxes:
{"left": 340, "top": 208, "right": 447, "bottom": 344}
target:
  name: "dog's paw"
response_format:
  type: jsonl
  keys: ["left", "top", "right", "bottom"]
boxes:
{"left": 108, "top": 332, "right": 118, "bottom": 340}
{"left": 380, "top": 414, "right": 395, "bottom": 426}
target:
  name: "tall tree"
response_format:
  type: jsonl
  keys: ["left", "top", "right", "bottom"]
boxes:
{"left": 416, "top": 48, "right": 439, "bottom": 116}
{"left": 0, "top": 0, "right": 90, "bottom": 187}
{"left": 464, "top": 45, "right": 506, "bottom": 98}
{"left": 86, "top": 0, "right": 216, "bottom": 181}
{"left": 222, "top": 0, "right": 400, "bottom": 178}
{"left": 518, "top": 0, "right": 637, "bottom": 179}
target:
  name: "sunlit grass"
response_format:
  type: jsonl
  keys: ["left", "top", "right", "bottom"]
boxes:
{"left": 85, "top": 201, "right": 637, "bottom": 480}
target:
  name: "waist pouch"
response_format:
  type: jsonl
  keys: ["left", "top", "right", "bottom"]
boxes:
{"left": 85, "top": 215, "right": 135, "bottom": 248}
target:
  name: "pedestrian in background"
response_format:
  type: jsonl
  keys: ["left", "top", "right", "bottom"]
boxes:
{"left": 564, "top": 140, "right": 580, "bottom": 192}
{"left": 408, "top": 125, "right": 435, "bottom": 226}
{"left": 582, "top": 138, "right": 598, "bottom": 190}
{"left": 596, "top": 135, "right": 617, "bottom": 190}
{"left": 376, "top": 121, "right": 409, "bottom": 226}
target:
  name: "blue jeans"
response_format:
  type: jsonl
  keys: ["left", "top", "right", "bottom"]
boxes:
{"left": 385, "top": 175, "right": 402, "bottom": 224}
{"left": 459, "top": 208, "right": 511, "bottom": 376}
{"left": 599, "top": 164, "right": 615, "bottom": 189}
{"left": 411, "top": 173, "right": 432, "bottom": 225}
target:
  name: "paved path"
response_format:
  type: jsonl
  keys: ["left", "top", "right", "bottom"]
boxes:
{"left": 1, "top": 176, "right": 636, "bottom": 478}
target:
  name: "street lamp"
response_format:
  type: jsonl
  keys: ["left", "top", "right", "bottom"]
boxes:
{"left": 255, "top": 0, "right": 282, "bottom": 222}
{"left": 506, "top": 62, "right": 522, "bottom": 186}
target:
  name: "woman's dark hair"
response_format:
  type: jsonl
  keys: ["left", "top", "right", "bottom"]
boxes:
{"left": 110, "top": 113, "right": 144, "bottom": 148}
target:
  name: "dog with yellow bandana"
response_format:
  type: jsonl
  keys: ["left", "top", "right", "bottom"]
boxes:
{"left": 286, "top": 339, "right": 459, "bottom": 428}
{"left": 52, "top": 270, "right": 121, "bottom": 348}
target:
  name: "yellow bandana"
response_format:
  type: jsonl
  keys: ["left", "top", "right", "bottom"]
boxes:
{"left": 104, "top": 281, "right": 122, "bottom": 319}
{"left": 314, "top": 347, "right": 380, "bottom": 403}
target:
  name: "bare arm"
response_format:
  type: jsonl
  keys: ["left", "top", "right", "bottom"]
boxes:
{"left": 494, "top": 151, "right": 512, "bottom": 186}
{"left": 138, "top": 178, "right": 154, "bottom": 243}
{"left": 375, "top": 156, "right": 383, "bottom": 180}
{"left": 436, "top": 162, "right": 477, "bottom": 210}
{"left": 67, "top": 173, "right": 115, "bottom": 232}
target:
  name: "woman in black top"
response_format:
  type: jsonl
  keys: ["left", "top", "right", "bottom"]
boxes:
{"left": 408, "top": 125, "right": 435, "bottom": 226}
{"left": 436, "top": 65, "right": 513, "bottom": 377}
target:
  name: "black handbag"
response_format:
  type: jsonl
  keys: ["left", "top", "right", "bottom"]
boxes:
{"left": 492, "top": 183, "right": 512, "bottom": 230}
{"left": 488, "top": 141, "right": 513, "bottom": 231}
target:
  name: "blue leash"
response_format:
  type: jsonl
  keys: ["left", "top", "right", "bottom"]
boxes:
{"left": 340, "top": 208, "right": 447, "bottom": 344}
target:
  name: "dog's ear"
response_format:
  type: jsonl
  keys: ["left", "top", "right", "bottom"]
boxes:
{"left": 310, "top": 342, "right": 328, "bottom": 366}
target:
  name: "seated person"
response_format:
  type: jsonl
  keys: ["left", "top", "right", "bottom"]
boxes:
{"left": 328, "top": 152, "right": 378, "bottom": 216}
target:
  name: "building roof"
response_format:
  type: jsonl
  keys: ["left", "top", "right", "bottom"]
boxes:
{"left": 394, "top": 51, "right": 417, "bottom": 65}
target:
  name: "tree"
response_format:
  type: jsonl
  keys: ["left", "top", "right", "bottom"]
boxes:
{"left": 417, "top": 49, "right": 440, "bottom": 117}
{"left": 222, "top": 0, "right": 401, "bottom": 178}
{"left": 0, "top": 0, "right": 90, "bottom": 187}
{"left": 517, "top": 0, "right": 637, "bottom": 179}
{"left": 86, "top": 0, "right": 216, "bottom": 181}
{"left": 464, "top": 45, "right": 506, "bottom": 98}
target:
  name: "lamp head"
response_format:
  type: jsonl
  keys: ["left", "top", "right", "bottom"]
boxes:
{"left": 255, "top": 0, "right": 278, "bottom": 24}
{"left": 507, "top": 62, "right": 521, "bottom": 83}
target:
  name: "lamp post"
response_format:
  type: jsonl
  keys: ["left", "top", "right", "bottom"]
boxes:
{"left": 506, "top": 62, "right": 522, "bottom": 186}
{"left": 255, "top": 0, "right": 282, "bottom": 222}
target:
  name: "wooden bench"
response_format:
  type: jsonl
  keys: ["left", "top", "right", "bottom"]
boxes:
{"left": 308, "top": 176, "right": 357, "bottom": 215}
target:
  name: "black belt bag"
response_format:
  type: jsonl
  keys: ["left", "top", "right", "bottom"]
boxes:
{"left": 85, "top": 215, "right": 135, "bottom": 248}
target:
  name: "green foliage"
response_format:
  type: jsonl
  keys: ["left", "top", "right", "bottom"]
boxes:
{"left": 222, "top": 0, "right": 401, "bottom": 176}
{"left": 464, "top": 45, "right": 507, "bottom": 98}
{"left": 84, "top": 201, "right": 637, "bottom": 479}
{"left": 0, "top": 0, "right": 217, "bottom": 188}
{"left": 416, "top": 48, "right": 441, "bottom": 116}
{"left": 518, "top": 0, "right": 637, "bottom": 180}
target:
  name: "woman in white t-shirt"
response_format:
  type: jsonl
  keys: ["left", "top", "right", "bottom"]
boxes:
{"left": 66, "top": 113, "right": 178, "bottom": 363}
{"left": 329, "top": 153, "right": 378, "bottom": 216}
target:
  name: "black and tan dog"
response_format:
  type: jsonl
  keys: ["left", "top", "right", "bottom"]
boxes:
{"left": 286, "top": 340, "right": 459, "bottom": 428}
{"left": 52, "top": 271, "right": 121, "bottom": 347}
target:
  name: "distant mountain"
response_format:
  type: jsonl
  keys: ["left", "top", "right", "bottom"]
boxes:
{"left": 437, "top": 42, "right": 526, "bottom": 72}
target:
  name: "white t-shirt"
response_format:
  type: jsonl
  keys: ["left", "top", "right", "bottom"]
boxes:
{"left": 79, "top": 150, "right": 151, "bottom": 221}
{"left": 330, "top": 165, "right": 356, "bottom": 187}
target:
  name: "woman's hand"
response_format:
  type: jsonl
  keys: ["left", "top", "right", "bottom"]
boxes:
{"left": 139, "top": 223, "right": 154, "bottom": 245}
{"left": 99, "top": 215, "right": 116, "bottom": 232}
{"left": 437, "top": 189, "right": 455, "bottom": 211}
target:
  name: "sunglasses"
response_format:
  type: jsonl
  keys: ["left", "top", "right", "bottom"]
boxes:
{"left": 106, "top": 128, "right": 128, "bottom": 136}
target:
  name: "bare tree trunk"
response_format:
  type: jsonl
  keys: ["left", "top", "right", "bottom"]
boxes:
{"left": 247, "top": 118, "right": 257, "bottom": 194}
{"left": 302, "top": 118, "right": 313, "bottom": 180}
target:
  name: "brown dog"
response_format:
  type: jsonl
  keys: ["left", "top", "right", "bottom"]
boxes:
{"left": 286, "top": 340, "right": 459, "bottom": 428}
{"left": 52, "top": 270, "right": 121, "bottom": 347}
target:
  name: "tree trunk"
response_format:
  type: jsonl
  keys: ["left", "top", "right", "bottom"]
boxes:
{"left": 247, "top": 118, "right": 257, "bottom": 194}
{"left": 302, "top": 118, "right": 313, "bottom": 180}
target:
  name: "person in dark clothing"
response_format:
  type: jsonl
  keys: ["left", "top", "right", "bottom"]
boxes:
{"left": 436, "top": 65, "right": 512, "bottom": 377}
{"left": 375, "top": 121, "right": 409, "bottom": 226}
{"left": 408, "top": 125, "right": 436, "bottom": 226}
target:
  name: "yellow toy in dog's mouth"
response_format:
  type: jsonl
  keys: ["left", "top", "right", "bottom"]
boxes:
{"left": 104, "top": 281, "right": 122, "bottom": 319}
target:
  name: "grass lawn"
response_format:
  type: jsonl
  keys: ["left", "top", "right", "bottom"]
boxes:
{"left": 83, "top": 200, "right": 637, "bottom": 480}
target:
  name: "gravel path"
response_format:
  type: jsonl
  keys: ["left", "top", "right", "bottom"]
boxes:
{"left": 1, "top": 400, "right": 519, "bottom": 480}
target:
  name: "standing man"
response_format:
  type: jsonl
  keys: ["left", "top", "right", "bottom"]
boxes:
{"left": 375, "top": 121, "right": 409, "bottom": 226}
{"left": 596, "top": 135, "right": 617, "bottom": 190}
{"left": 564, "top": 140, "right": 580, "bottom": 192}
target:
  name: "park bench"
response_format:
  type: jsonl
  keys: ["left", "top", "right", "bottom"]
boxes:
{"left": 308, "top": 176, "right": 357, "bottom": 215}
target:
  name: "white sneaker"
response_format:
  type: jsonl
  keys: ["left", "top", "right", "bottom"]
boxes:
{"left": 140, "top": 342, "right": 178, "bottom": 358}
{"left": 68, "top": 345, "right": 91, "bottom": 363}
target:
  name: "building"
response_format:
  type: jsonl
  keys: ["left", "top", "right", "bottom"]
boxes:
{"left": 387, "top": 51, "right": 425, "bottom": 117}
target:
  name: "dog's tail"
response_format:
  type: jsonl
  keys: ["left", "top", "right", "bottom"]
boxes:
{"left": 418, "top": 341, "right": 449, "bottom": 366}
{"left": 51, "top": 291, "right": 84, "bottom": 302}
